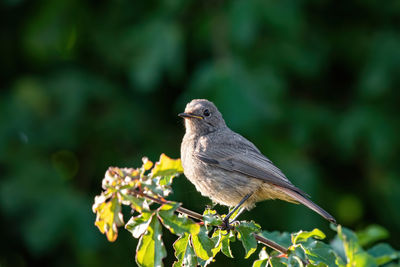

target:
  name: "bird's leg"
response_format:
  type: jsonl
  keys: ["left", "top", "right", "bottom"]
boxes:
{"left": 222, "top": 193, "right": 253, "bottom": 229}
{"left": 230, "top": 206, "right": 246, "bottom": 222}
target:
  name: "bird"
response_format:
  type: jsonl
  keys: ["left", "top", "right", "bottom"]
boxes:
{"left": 179, "top": 99, "right": 336, "bottom": 226}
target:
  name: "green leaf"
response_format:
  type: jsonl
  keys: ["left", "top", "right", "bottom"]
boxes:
{"left": 299, "top": 239, "right": 338, "bottom": 266}
{"left": 120, "top": 192, "right": 149, "bottom": 212}
{"left": 203, "top": 209, "right": 223, "bottom": 227}
{"left": 157, "top": 203, "right": 200, "bottom": 236}
{"left": 368, "top": 243, "right": 400, "bottom": 265}
{"left": 125, "top": 211, "right": 154, "bottom": 238}
{"left": 292, "top": 228, "right": 326, "bottom": 244}
{"left": 253, "top": 247, "right": 270, "bottom": 267}
{"left": 151, "top": 153, "right": 183, "bottom": 178}
{"left": 173, "top": 233, "right": 198, "bottom": 267}
{"left": 136, "top": 215, "right": 166, "bottom": 267}
{"left": 236, "top": 221, "right": 260, "bottom": 258}
{"left": 357, "top": 225, "right": 389, "bottom": 247}
{"left": 260, "top": 231, "right": 292, "bottom": 248}
{"left": 337, "top": 225, "right": 377, "bottom": 267}
{"left": 93, "top": 196, "right": 124, "bottom": 242}
{"left": 221, "top": 230, "right": 236, "bottom": 258}
{"left": 191, "top": 227, "right": 215, "bottom": 260}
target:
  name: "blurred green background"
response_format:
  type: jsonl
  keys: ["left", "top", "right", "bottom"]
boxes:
{"left": 1, "top": 0, "right": 400, "bottom": 266}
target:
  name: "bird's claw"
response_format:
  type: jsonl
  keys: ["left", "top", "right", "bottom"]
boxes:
{"left": 219, "top": 219, "right": 238, "bottom": 233}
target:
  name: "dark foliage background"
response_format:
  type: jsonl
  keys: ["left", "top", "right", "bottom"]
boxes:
{"left": 1, "top": 0, "right": 399, "bottom": 266}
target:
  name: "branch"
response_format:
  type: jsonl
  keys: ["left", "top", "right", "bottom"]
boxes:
{"left": 129, "top": 189, "right": 288, "bottom": 255}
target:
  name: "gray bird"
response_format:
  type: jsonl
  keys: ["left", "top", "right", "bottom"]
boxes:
{"left": 179, "top": 99, "right": 336, "bottom": 225}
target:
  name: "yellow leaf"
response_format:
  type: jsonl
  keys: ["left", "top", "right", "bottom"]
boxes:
{"left": 94, "top": 197, "right": 124, "bottom": 242}
{"left": 151, "top": 153, "right": 183, "bottom": 177}
{"left": 142, "top": 157, "right": 153, "bottom": 171}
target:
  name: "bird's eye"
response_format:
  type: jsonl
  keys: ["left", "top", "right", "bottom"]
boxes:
{"left": 203, "top": 109, "right": 210, "bottom": 117}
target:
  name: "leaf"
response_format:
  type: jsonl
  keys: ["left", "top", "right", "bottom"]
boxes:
{"left": 203, "top": 209, "right": 223, "bottom": 227}
{"left": 252, "top": 247, "right": 269, "bottom": 267}
{"left": 151, "top": 153, "right": 183, "bottom": 176}
{"left": 220, "top": 230, "right": 236, "bottom": 258}
{"left": 210, "top": 230, "right": 223, "bottom": 257}
{"left": 142, "top": 157, "right": 154, "bottom": 171}
{"left": 236, "top": 221, "right": 260, "bottom": 258}
{"left": 357, "top": 225, "right": 389, "bottom": 247}
{"left": 292, "top": 228, "right": 326, "bottom": 244}
{"left": 93, "top": 196, "right": 124, "bottom": 242}
{"left": 136, "top": 215, "right": 167, "bottom": 267}
{"left": 120, "top": 192, "right": 149, "bottom": 212}
{"left": 299, "top": 239, "right": 339, "bottom": 266}
{"left": 125, "top": 211, "right": 154, "bottom": 238}
{"left": 368, "top": 243, "right": 400, "bottom": 265}
{"left": 173, "top": 233, "right": 198, "bottom": 267}
{"left": 337, "top": 225, "right": 377, "bottom": 267}
{"left": 260, "top": 231, "right": 292, "bottom": 248}
{"left": 191, "top": 227, "right": 215, "bottom": 260}
{"left": 157, "top": 203, "right": 200, "bottom": 236}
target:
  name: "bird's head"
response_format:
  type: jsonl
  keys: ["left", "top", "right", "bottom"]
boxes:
{"left": 179, "top": 99, "right": 226, "bottom": 135}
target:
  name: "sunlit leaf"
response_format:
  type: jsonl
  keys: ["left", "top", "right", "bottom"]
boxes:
{"left": 173, "top": 233, "right": 198, "bottom": 267}
{"left": 191, "top": 227, "right": 215, "bottom": 260}
{"left": 236, "top": 221, "right": 260, "bottom": 258}
{"left": 151, "top": 153, "right": 183, "bottom": 178}
{"left": 337, "top": 225, "right": 377, "bottom": 267}
{"left": 93, "top": 196, "right": 124, "bottom": 242}
{"left": 120, "top": 192, "right": 149, "bottom": 212}
{"left": 158, "top": 203, "right": 200, "bottom": 236}
{"left": 292, "top": 228, "right": 326, "bottom": 244}
{"left": 203, "top": 209, "right": 223, "bottom": 227}
{"left": 125, "top": 211, "right": 154, "bottom": 238}
{"left": 252, "top": 247, "right": 269, "bottom": 267}
{"left": 299, "top": 239, "right": 338, "bottom": 266}
{"left": 136, "top": 215, "right": 166, "bottom": 267}
{"left": 142, "top": 157, "right": 154, "bottom": 171}
{"left": 220, "top": 230, "right": 235, "bottom": 258}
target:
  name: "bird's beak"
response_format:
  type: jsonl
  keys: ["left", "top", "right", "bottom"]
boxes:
{"left": 178, "top": 113, "right": 203, "bottom": 120}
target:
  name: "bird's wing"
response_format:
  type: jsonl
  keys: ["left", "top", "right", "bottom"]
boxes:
{"left": 196, "top": 134, "right": 309, "bottom": 198}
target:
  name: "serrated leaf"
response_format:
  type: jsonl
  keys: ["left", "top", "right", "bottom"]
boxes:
{"left": 125, "top": 211, "right": 154, "bottom": 238}
{"left": 220, "top": 230, "right": 235, "bottom": 258}
{"left": 191, "top": 227, "right": 215, "bottom": 260}
{"left": 292, "top": 229, "right": 326, "bottom": 244}
{"left": 368, "top": 243, "right": 400, "bottom": 265}
{"left": 236, "top": 221, "right": 260, "bottom": 258}
{"left": 120, "top": 192, "right": 149, "bottom": 212}
{"left": 210, "top": 229, "right": 223, "bottom": 257}
{"left": 203, "top": 209, "right": 223, "bottom": 227}
{"left": 298, "top": 239, "right": 338, "bottom": 266}
{"left": 173, "top": 233, "right": 198, "bottom": 267}
{"left": 151, "top": 153, "right": 183, "bottom": 178}
{"left": 158, "top": 203, "right": 200, "bottom": 236}
{"left": 93, "top": 196, "right": 124, "bottom": 242}
{"left": 357, "top": 225, "right": 389, "bottom": 247}
{"left": 136, "top": 215, "right": 166, "bottom": 267}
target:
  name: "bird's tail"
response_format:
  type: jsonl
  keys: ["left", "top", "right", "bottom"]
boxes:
{"left": 278, "top": 186, "right": 337, "bottom": 224}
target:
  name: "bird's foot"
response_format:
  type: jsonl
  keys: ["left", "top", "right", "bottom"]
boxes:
{"left": 219, "top": 219, "right": 238, "bottom": 232}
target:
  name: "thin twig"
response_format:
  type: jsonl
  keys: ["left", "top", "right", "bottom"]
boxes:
{"left": 254, "top": 234, "right": 288, "bottom": 255}
{"left": 129, "top": 189, "right": 289, "bottom": 254}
